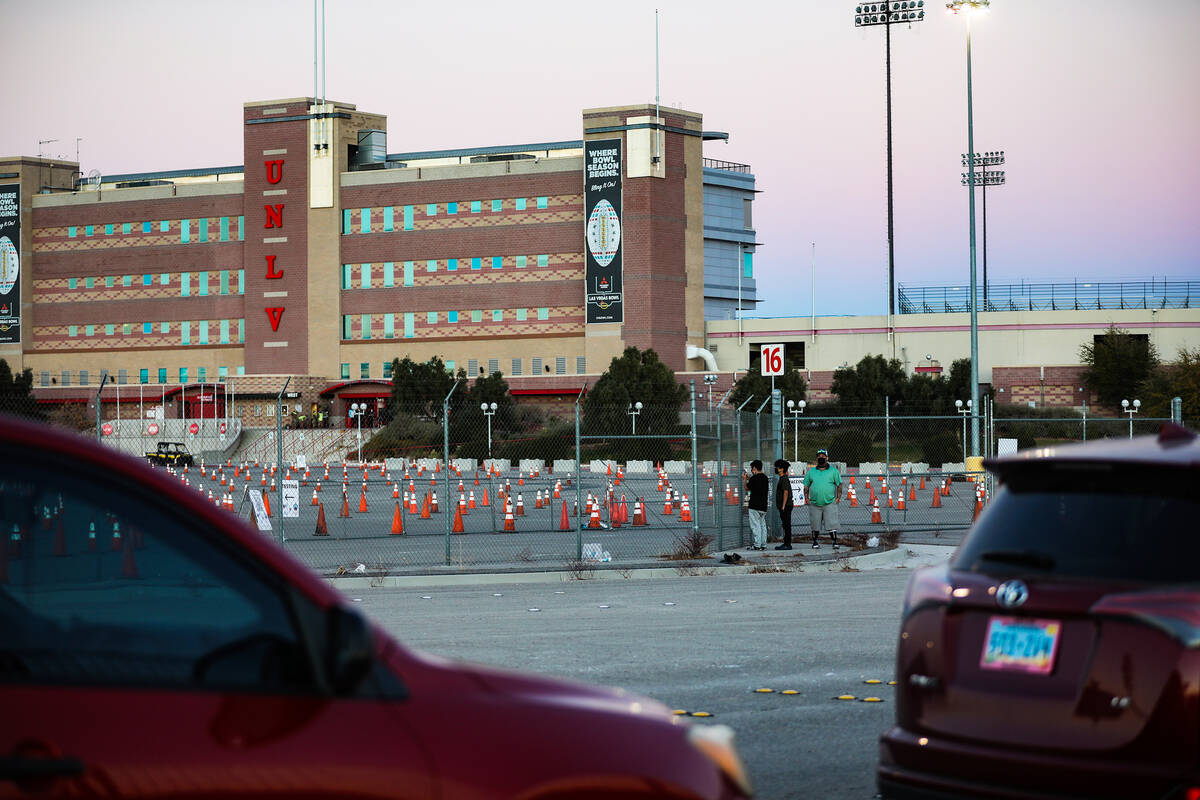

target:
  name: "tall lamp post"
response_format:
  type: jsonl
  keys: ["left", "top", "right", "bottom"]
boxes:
{"left": 786, "top": 399, "right": 806, "bottom": 462}
{"left": 853, "top": 1, "right": 927, "bottom": 319}
{"left": 955, "top": 398, "right": 973, "bottom": 461}
{"left": 947, "top": 0, "right": 990, "bottom": 457}
{"left": 703, "top": 374, "right": 719, "bottom": 425}
{"left": 961, "top": 150, "right": 1006, "bottom": 309}
{"left": 1121, "top": 398, "right": 1140, "bottom": 439}
{"left": 627, "top": 401, "right": 643, "bottom": 435}
{"left": 348, "top": 402, "right": 365, "bottom": 463}
{"left": 481, "top": 402, "right": 498, "bottom": 458}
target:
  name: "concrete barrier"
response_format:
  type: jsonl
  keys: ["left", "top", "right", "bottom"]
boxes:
{"left": 518, "top": 458, "right": 545, "bottom": 474}
{"left": 483, "top": 458, "right": 511, "bottom": 473}
{"left": 624, "top": 460, "right": 652, "bottom": 473}
{"left": 552, "top": 459, "right": 578, "bottom": 474}
{"left": 588, "top": 459, "right": 617, "bottom": 474}
{"left": 451, "top": 458, "right": 477, "bottom": 474}
{"left": 663, "top": 460, "right": 689, "bottom": 475}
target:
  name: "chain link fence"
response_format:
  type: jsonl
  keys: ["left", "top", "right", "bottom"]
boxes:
{"left": 3, "top": 376, "right": 1191, "bottom": 576}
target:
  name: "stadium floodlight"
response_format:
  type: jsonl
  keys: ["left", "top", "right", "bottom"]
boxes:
{"left": 853, "top": 0, "right": 927, "bottom": 320}
{"left": 961, "top": 150, "right": 1007, "bottom": 308}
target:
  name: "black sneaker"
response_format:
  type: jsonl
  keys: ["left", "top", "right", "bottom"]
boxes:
{"left": 811, "top": 542, "right": 820, "bottom": 550}
{"left": 832, "top": 541, "right": 840, "bottom": 550}
{"left": 774, "top": 544, "right": 792, "bottom": 550}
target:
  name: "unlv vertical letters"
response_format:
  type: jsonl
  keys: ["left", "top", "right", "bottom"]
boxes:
{"left": 263, "top": 160, "right": 286, "bottom": 332}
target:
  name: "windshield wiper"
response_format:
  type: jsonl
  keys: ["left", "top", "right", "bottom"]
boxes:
{"left": 976, "top": 549, "right": 1056, "bottom": 570}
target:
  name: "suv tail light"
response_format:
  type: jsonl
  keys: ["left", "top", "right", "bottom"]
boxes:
{"left": 904, "top": 563, "right": 953, "bottom": 616}
{"left": 1091, "top": 590, "right": 1200, "bottom": 648}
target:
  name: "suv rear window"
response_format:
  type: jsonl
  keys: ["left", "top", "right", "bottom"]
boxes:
{"left": 955, "top": 465, "right": 1200, "bottom": 584}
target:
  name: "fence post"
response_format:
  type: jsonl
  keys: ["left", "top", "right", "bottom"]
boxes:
{"left": 735, "top": 395, "right": 755, "bottom": 549}
{"left": 443, "top": 379, "right": 461, "bottom": 566}
{"left": 1082, "top": 400, "right": 1087, "bottom": 442}
{"left": 884, "top": 397, "right": 891, "bottom": 529}
{"left": 276, "top": 376, "right": 290, "bottom": 543}
{"left": 575, "top": 385, "right": 585, "bottom": 562}
{"left": 690, "top": 381, "right": 700, "bottom": 539}
{"left": 714, "top": 404, "right": 723, "bottom": 550}
{"left": 94, "top": 371, "right": 110, "bottom": 441}
{"left": 1172, "top": 397, "right": 1183, "bottom": 424}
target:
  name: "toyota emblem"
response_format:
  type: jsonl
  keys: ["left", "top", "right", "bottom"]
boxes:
{"left": 996, "top": 580, "right": 1029, "bottom": 609}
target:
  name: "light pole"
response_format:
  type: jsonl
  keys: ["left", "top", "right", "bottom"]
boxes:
{"left": 348, "top": 402, "right": 365, "bottom": 462}
{"left": 786, "top": 399, "right": 806, "bottom": 462}
{"left": 961, "top": 150, "right": 1006, "bottom": 309}
{"left": 481, "top": 401, "right": 498, "bottom": 458}
{"left": 955, "top": 399, "right": 973, "bottom": 461}
{"left": 703, "top": 374, "right": 719, "bottom": 426}
{"left": 854, "top": 1, "right": 927, "bottom": 319}
{"left": 947, "top": 0, "right": 989, "bottom": 457}
{"left": 1121, "top": 398, "right": 1140, "bottom": 439}
{"left": 627, "top": 401, "right": 643, "bottom": 435}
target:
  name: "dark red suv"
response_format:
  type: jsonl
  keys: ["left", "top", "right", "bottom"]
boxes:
{"left": 0, "top": 416, "right": 751, "bottom": 799}
{"left": 879, "top": 424, "right": 1200, "bottom": 800}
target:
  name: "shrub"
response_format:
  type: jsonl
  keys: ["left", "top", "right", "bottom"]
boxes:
{"left": 921, "top": 433, "right": 962, "bottom": 467}
{"left": 829, "top": 428, "right": 873, "bottom": 467}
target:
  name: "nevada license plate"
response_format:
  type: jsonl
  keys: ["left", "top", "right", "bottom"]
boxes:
{"left": 980, "top": 616, "right": 1061, "bottom": 675}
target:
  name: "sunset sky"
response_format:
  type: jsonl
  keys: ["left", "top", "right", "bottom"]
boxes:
{"left": 4, "top": 0, "right": 1197, "bottom": 317}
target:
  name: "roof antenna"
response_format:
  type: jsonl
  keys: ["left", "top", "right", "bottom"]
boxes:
{"left": 653, "top": 9, "right": 661, "bottom": 165}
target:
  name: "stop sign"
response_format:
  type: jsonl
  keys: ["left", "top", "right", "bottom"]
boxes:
{"left": 219, "top": 422, "right": 227, "bottom": 434}
{"left": 148, "top": 422, "right": 160, "bottom": 436}
{"left": 101, "top": 423, "right": 114, "bottom": 436}
{"left": 189, "top": 422, "right": 199, "bottom": 435}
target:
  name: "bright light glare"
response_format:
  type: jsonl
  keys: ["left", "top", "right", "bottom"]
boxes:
{"left": 946, "top": 0, "right": 990, "bottom": 15}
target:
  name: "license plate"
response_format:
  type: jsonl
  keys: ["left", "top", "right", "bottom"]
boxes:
{"left": 980, "top": 616, "right": 1061, "bottom": 675}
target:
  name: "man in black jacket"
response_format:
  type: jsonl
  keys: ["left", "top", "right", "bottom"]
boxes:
{"left": 774, "top": 459, "right": 795, "bottom": 550}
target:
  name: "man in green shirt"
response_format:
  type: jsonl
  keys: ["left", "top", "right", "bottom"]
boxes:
{"left": 803, "top": 448, "right": 842, "bottom": 550}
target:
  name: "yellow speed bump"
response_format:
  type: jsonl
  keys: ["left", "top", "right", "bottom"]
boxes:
{"left": 887, "top": 680, "right": 898, "bottom": 686}
{"left": 835, "top": 694, "right": 857, "bottom": 701}
{"left": 754, "top": 688, "right": 775, "bottom": 693}
{"left": 672, "top": 709, "right": 688, "bottom": 715}
{"left": 864, "top": 679, "right": 883, "bottom": 685}
{"left": 861, "top": 697, "right": 884, "bottom": 703}
{"left": 690, "top": 711, "right": 713, "bottom": 717}
{"left": 781, "top": 690, "right": 800, "bottom": 695}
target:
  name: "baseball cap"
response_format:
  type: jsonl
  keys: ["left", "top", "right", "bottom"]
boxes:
{"left": 816, "top": 449, "right": 828, "bottom": 457}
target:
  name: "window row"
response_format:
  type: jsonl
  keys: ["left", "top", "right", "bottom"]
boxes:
{"left": 340, "top": 356, "right": 586, "bottom": 381}
{"left": 341, "top": 308, "right": 551, "bottom": 340}
{"left": 64, "top": 270, "right": 245, "bottom": 297}
{"left": 342, "top": 197, "right": 551, "bottom": 234}
{"left": 66, "top": 216, "right": 245, "bottom": 244}
{"left": 38, "top": 365, "right": 245, "bottom": 387}
{"left": 66, "top": 319, "right": 245, "bottom": 345}
{"left": 339, "top": 256, "right": 552, "bottom": 289}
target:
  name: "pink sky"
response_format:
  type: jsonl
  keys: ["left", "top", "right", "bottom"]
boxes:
{"left": 4, "top": 0, "right": 1197, "bottom": 317}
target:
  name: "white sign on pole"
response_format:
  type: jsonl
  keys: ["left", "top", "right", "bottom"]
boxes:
{"left": 282, "top": 479, "right": 300, "bottom": 518}
{"left": 997, "top": 438, "right": 1019, "bottom": 456}
{"left": 761, "top": 343, "right": 786, "bottom": 376}
{"left": 248, "top": 490, "right": 272, "bottom": 531}
{"left": 296, "top": 455, "right": 307, "bottom": 469}
{"left": 789, "top": 476, "right": 806, "bottom": 507}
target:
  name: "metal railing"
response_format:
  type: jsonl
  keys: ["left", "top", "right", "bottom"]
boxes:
{"left": 899, "top": 278, "right": 1198, "bottom": 314}
{"left": 701, "top": 158, "right": 753, "bottom": 174}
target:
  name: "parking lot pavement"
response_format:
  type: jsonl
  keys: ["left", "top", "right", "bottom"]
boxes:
{"left": 349, "top": 568, "right": 917, "bottom": 800}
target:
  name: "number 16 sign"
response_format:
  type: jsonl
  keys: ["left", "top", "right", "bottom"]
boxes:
{"left": 761, "top": 343, "right": 785, "bottom": 376}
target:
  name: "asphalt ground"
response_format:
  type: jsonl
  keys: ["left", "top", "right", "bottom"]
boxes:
{"left": 164, "top": 462, "right": 978, "bottom": 573}
{"left": 350, "top": 568, "right": 920, "bottom": 800}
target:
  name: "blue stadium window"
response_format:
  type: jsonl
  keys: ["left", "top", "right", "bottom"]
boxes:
{"left": 536, "top": 196, "right": 548, "bottom": 209}
{"left": 538, "top": 307, "right": 550, "bottom": 320}
{"left": 426, "top": 311, "right": 438, "bottom": 325}
{"left": 537, "top": 254, "right": 549, "bottom": 267}
{"left": 198, "top": 272, "right": 209, "bottom": 296}
{"left": 492, "top": 309, "right": 503, "bottom": 322}
{"left": 181, "top": 220, "right": 190, "bottom": 243}
{"left": 238, "top": 270, "right": 244, "bottom": 294}
{"left": 68, "top": 226, "right": 77, "bottom": 238}
{"left": 85, "top": 225, "right": 94, "bottom": 236}
{"left": 342, "top": 264, "right": 353, "bottom": 290}
{"left": 383, "top": 313, "right": 395, "bottom": 338}
{"left": 122, "top": 275, "right": 133, "bottom": 287}
{"left": 237, "top": 366, "right": 245, "bottom": 376}
{"left": 383, "top": 362, "right": 393, "bottom": 379}
{"left": 516, "top": 308, "right": 528, "bottom": 321}
{"left": 342, "top": 209, "right": 352, "bottom": 234}
{"left": 68, "top": 325, "right": 78, "bottom": 337}
{"left": 403, "top": 262, "right": 414, "bottom": 286}
{"left": 199, "top": 218, "right": 208, "bottom": 242}
{"left": 238, "top": 319, "right": 244, "bottom": 343}
{"left": 142, "top": 274, "right": 152, "bottom": 286}
{"left": 448, "top": 310, "right": 458, "bottom": 323}
{"left": 426, "top": 204, "right": 437, "bottom": 217}
{"left": 179, "top": 368, "right": 188, "bottom": 383}
{"left": 68, "top": 278, "right": 77, "bottom": 290}
{"left": 157, "top": 368, "right": 167, "bottom": 384}
{"left": 85, "top": 277, "right": 95, "bottom": 289}
{"left": 471, "top": 310, "right": 483, "bottom": 323}
{"left": 404, "top": 313, "right": 415, "bottom": 338}
{"left": 383, "top": 262, "right": 394, "bottom": 287}
{"left": 198, "top": 367, "right": 206, "bottom": 383}
{"left": 121, "top": 222, "right": 132, "bottom": 235}
{"left": 160, "top": 273, "right": 169, "bottom": 285}
{"left": 743, "top": 250, "right": 754, "bottom": 278}
{"left": 490, "top": 199, "right": 501, "bottom": 212}
{"left": 447, "top": 258, "right": 457, "bottom": 271}
{"left": 361, "top": 264, "right": 371, "bottom": 289}
{"left": 471, "top": 257, "right": 481, "bottom": 271}
{"left": 361, "top": 208, "right": 371, "bottom": 233}
{"left": 515, "top": 198, "right": 526, "bottom": 211}
{"left": 491, "top": 257, "right": 502, "bottom": 269}
{"left": 160, "top": 220, "right": 169, "bottom": 233}
{"left": 85, "top": 324, "right": 95, "bottom": 337}
{"left": 160, "top": 322, "right": 170, "bottom": 333}
{"left": 426, "top": 260, "right": 437, "bottom": 273}
{"left": 342, "top": 316, "right": 352, "bottom": 340}
{"left": 198, "top": 321, "right": 209, "bottom": 345}
{"left": 361, "top": 314, "right": 372, "bottom": 340}
{"left": 139, "top": 369, "right": 149, "bottom": 384}
{"left": 180, "top": 272, "right": 190, "bottom": 297}
{"left": 470, "top": 200, "right": 481, "bottom": 213}
{"left": 403, "top": 205, "right": 414, "bottom": 231}
{"left": 220, "top": 319, "right": 230, "bottom": 344}
{"left": 341, "top": 363, "right": 350, "bottom": 380}
{"left": 516, "top": 255, "right": 527, "bottom": 268}
{"left": 142, "top": 322, "right": 152, "bottom": 334}
{"left": 218, "top": 366, "right": 228, "bottom": 379}
{"left": 445, "top": 361, "right": 456, "bottom": 373}
{"left": 105, "top": 224, "right": 114, "bottom": 236}
{"left": 219, "top": 217, "right": 230, "bottom": 241}
{"left": 383, "top": 206, "right": 394, "bottom": 232}
{"left": 447, "top": 202, "right": 457, "bottom": 215}
{"left": 221, "top": 271, "right": 231, "bottom": 295}
{"left": 237, "top": 216, "right": 244, "bottom": 240}
{"left": 105, "top": 276, "right": 115, "bottom": 289}
{"left": 181, "top": 321, "right": 191, "bottom": 345}
{"left": 360, "top": 363, "right": 370, "bottom": 379}
{"left": 142, "top": 221, "right": 151, "bottom": 234}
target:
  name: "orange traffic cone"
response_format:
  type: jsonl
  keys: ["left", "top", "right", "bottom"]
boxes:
{"left": 897, "top": 491, "right": 906, "bottom": 511}
{"left": 919, "top": 476, "right": 926, "bottom": 490}
{"left": 707, "top": 486, "right": 714, "bottom": 505}
{"left": 634, "top": 498, "right": 648, "bottom": 526}
{"left": 339, "top": 494, "right": 350, "bottom": 518}
{"left": 516, "top": 494, "right": 525, "bottom": 516}
{"left": 931, "top": 488, "right": 942, "bottom": 508}
{"left": 458, "top": 493, "right": 467, "bottom": 517}
{"left": 359, "top": 491, "right": 368, "bottom": 513}
{"left": 848, "top": 486, "right": 859, "bottom": 507}
{"left": 560, "top": 500, "right": 571, "bottom": 531}
{"left": 121, "top": 540, "right": 139, "bottom": 579}
{"left": 420, "top": 493, "right": 431, "bottom": 519}
{"left": 909, "top": 485, "right": 917, "bottom": 502}
{"left": 451, "top": 503, "right": 465, "bottom": 533}
{"left": 481, "top": 488, "right": 490, "bottom": 507}
{"left": 312, "top": 488, "right": 319, "bottom": 506}
{"left": 504, "top": 501, "right": 516, "bottom": 532}
{"left": 680, "top": 495, "right": 692, "bottom": 522}
{"left": 263, "top": 491, "right": 272, "bottom": 517}
{"left": 409, "top": 491, "right": 419, "bottom": 514}
{"left": 393, "top": 483, "right": 400, "bottom": 499}
{"left": 588, "top": 504, "right": 602, "bottom": 528}
{"left": 110, "top": 522, "right": 123, "bottom": 552}
{"left": 315, "top": 503, "right": 329, "bottom": 535}
{"left": 87, "top": 521, "right": 97, "bottom": 552}
{"left": 431, "top": 491, "right": 440, "bottom": 513}
{"left": 53, "top": 517, "right": 66, "bottom": 556}
{"left": 468, "top": 490, "right": 477, "bottom": 510}
{"left": 535, "top": 489, "right": 543, "bottom": 509}
{"left": 554, "top": 481, "right": 562, "bottom": 499}
{"left": 620, "top": 494, "right": 630, "bottom": 524}
{"left": 870, "top": 500, "right": 883, "bottom": 524}
{"left": 391, "top": 502, "right": 404, "bottom": 535}
{"left": 609, "top": 498, "right": 621, "bottom": 528}
{"left": 943, "top": 479, "right": 952, "bottom": 497}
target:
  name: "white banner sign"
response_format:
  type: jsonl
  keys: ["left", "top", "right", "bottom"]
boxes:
{"left": 282, "top": 479, "right": 300, "bottom": 518}
{"left": 248, "top": 490, "right": 272, "bottom": 531}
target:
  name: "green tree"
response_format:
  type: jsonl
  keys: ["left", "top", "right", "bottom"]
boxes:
{"left": 0, "top": 359, "right": 45, "bottom": 421}
{"left": 830, "top": 355, "right": 908, "bottom": 413}
{"left": 1080, "top": 325, "right": 1160, "bottom": 409}
{"left": 452, "top": 371, "right": 517, "bottom": 458}
{"left": 385, "top": 356, "right": 464, "bottom": 422}
{"left": 582, "top": 348, "right": 687, "bottom": 459}
{"left": 728, "top": 365, "right": 807, "bottom": 412}
{"left": 1138, "top": 346, "right": 1200, "bottom": 421}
